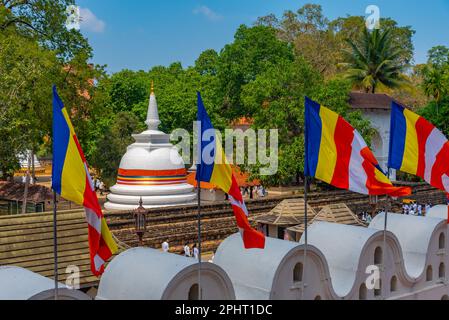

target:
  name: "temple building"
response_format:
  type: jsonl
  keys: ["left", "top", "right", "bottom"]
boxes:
{"left": 104, "top": 84, "right": 196, "bottom": 211}
{"left": 18, "top": 151, "right": 44, "bottom": 174}
{"left": 348, "top": 92, "right": 404, "bottom": 180}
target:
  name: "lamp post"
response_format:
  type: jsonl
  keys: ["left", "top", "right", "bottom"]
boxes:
{"left": 134, "top": 198, "right": 147, "bottom": 246}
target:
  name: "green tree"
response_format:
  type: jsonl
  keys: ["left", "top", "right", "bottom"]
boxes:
{"left": 0, "top": 0, "right": 106, "bottom": 182}
{"left": 422, "top": 67, "right": 448, "bottom": 105}
{"left": 418, "top": 46, "right": 449, "bottom": 129}
{"left": 256, "top": 5, "right": 415, "bottom": 80}
{"left": 90, "top": 111, "right": 144, "bottom": 186}
{"left": 427, "top": 45, "right": 449, "bottom": 68}
{"left": 331, "top": 16, "right": 415, "bottom": 66}
{"left": 341, "top": 28, "right": 408, "bottom": 93}
{"left": 0, "top": 0, "right": 91, "bottom": 60}
{"left": 420, "top": 46, "right": 449, "bottom": 107}
{"left": 195, "top": 49, "right": 219, "bottom": 76}
{"left": 217, "top": 25, "right": 294, "bottom": 120}
{"left": 241, "top": 58, "right": 373, "bottom": 187}
{"left": 0, "top": 28, "right": 60, "bottom": 179}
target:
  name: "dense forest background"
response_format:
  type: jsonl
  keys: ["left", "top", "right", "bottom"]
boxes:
{"left": 1, "top": 2, "right": 448, "bottom": 187}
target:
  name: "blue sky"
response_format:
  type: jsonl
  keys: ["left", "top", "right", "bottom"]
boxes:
{"left": 76, "top": 0, "right": 449, "bottom": 73}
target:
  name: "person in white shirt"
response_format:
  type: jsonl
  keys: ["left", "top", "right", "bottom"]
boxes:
{"left": 184, "top": 243, "right": 191, "bottom": 257}
{"left": 193, "top": 243, "right": 199, "bottom": 260}
{"left": 162, "top": 240, "right": 169, "bottom": 253}
{"left": 426, "top": 204, "right": 431, "bottom": 215}
{"left": 418, "top": 205, "right": 423, "bottom": 216}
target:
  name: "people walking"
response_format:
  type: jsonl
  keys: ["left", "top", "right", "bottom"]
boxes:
{"left": 162, "top": 240, "right": 169, "bottom": 253}
{"left": 193, "top": 243, "right": 199, "bottom": 260}
{"left": 184, "top": 243, "right": 191, "bottom": 257}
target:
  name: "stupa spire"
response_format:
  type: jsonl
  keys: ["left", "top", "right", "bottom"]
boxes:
{"left": 145, "top": 81, "right": 161, "bottom": 130}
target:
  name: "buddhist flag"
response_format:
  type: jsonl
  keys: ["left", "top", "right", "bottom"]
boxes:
{"left": 305, "top": 97, "right": 411, "bottom": 197}
{"left": 389, "top": 101, "right": 449, "bottom": 194}
{"left": 52, "top": 86, "right": 118, "bottom": 276}
{"left": 196, "top": 93, "right": 265, "bottom": 249}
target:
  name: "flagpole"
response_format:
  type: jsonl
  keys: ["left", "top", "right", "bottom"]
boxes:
{"left": 302, "top": 175, "right": 309, "bottom": 300}
{"left": 196, "top": 174, "right": 202, "bottom": 300}
{"left": 52, "top": 191, "right": 59, "bottom": 300}
{"left": 381, "top": 168, "right": 392, "bottom": 299}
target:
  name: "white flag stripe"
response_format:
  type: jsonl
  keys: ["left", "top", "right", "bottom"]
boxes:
{"left": 229, "top": 195, "right": 249, "bottom": 216}
{"left": 94, "top": 254, "right": 105, "bottom": 272}
{"left": 424, "top": 128, "right": 447, "bottom": 183}
{"left": 442, "top": 175, "right": 449, "bottom": 193}
{"left": 85, "top": 207, "right": 102, "bottom": 234}
{"left": 348, "top": 131, "right": 369, "bottom": 195}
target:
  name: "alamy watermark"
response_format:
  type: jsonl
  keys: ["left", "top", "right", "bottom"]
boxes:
{"left": 65, "top": 265, "right": 80, "bottom": 290}
{"left": 65, "top": 5, "right": 81, "bottom": 31}
{"left": 365, "top": 5, "right": 381, "bottom": 30}
{"left": 170, "top": 123, "right": 279, "bottom": 176}
{"left": 365, "top": 265, "right": 381, "bottom": 290}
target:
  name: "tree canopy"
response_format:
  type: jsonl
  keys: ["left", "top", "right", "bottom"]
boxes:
{"left": 1, "top": 2, "right": 445, "bottom": 189}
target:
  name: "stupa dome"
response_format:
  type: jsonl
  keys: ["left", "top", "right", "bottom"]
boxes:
{"left": 119, "top": 147, "right": 185, "bottom": 172}
{"left": 104, "top": 82, "right": 197, "bottom": 211}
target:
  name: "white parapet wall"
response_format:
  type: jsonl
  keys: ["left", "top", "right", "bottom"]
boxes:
{"left": 96, "top": 247, "right": 235, "bottom": 300}
{"left": 0, "top": 266, "right": 91, "bottom": 300}
{"left": 214, "top": 212, "right": 449, "bottom": 300}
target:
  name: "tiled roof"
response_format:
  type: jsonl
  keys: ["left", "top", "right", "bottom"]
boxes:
{"left": 349, "top": 92, "right": 404, "bottom": 110}
{"left": 288, "top": 203, "right": 366, "bottom": 233}
{"left": 254, "top": 198, "right": 317, "bottom": 226}
{"left": 0, "top": 182, "right": 52, "bottom": 204}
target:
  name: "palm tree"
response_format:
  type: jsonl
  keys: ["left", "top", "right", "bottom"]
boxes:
{"left": 422, "top": 66, "right": 448, "bottom": 105}
{"left": 341, "top": 28, "right": 408, "bottom": 93}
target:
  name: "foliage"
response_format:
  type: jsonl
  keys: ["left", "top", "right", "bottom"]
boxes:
{"left": 255, "top": 5, "right": 416, "bottom": 80}
{"left": 0, "top": 0, "right": 92, "bottom": 60}
{"left": 341, "top": 28, "right": 409, "bottom": 93}
{"left": 419, "top": 46, "right": 449, "bottom": 106}
{"left": 0, "top": 0, "right": 105, "bottom": 180}
{"left": 240, "top": 58, "right": 373, "bottom": 187}
{"left": 195, "top": 49, "right": 219, "bottom": 76}
{"left": 217, "top": 25, "right": 294, "bottom": 120}
{"left": 418, "top": 46, "right": 449, "bottom": 136}
{"left": 89, "top": 111, "right": 144, "bottom": 186}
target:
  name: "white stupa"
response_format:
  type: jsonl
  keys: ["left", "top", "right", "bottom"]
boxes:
{"left": 104, "top": 83, "right": 197, "bottom": 211}
{"left": 19, "top": 151, "right": 43, "bottom": 171}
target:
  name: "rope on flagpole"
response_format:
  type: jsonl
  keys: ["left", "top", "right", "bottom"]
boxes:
{"left": 53, "top": 191, "right": 59, "bottom": 300}
{"left": 302, "top": 176, "right": 309, "bottom": 300}
{"left": 196, "top": 122, "right": 203, "bottom": 300}
{"left": 381, "top": 168, "right": 392, "bottom": 300}
{"left": 197, "top": 174, "right": 202, "bottom": 300}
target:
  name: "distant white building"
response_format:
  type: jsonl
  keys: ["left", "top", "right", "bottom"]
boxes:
{"left": 349, "top": 92, "right": 404, "bottom": 181}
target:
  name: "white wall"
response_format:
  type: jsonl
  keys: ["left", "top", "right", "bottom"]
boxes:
{"left": 359, "top": 109, "right": 397, "bottom": 180}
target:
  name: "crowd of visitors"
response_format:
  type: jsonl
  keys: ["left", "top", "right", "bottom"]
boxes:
{"left": 241, "top": 185, "right": 267, "bottom": 199}
{"left": 401, "top": 202, "right": 432, "bottom": 216}
{"left": 358, "top": 202, "right": 433, "bottom": 224}
{"left": 161, "top": 240, "right": 200, "bottom": 260}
